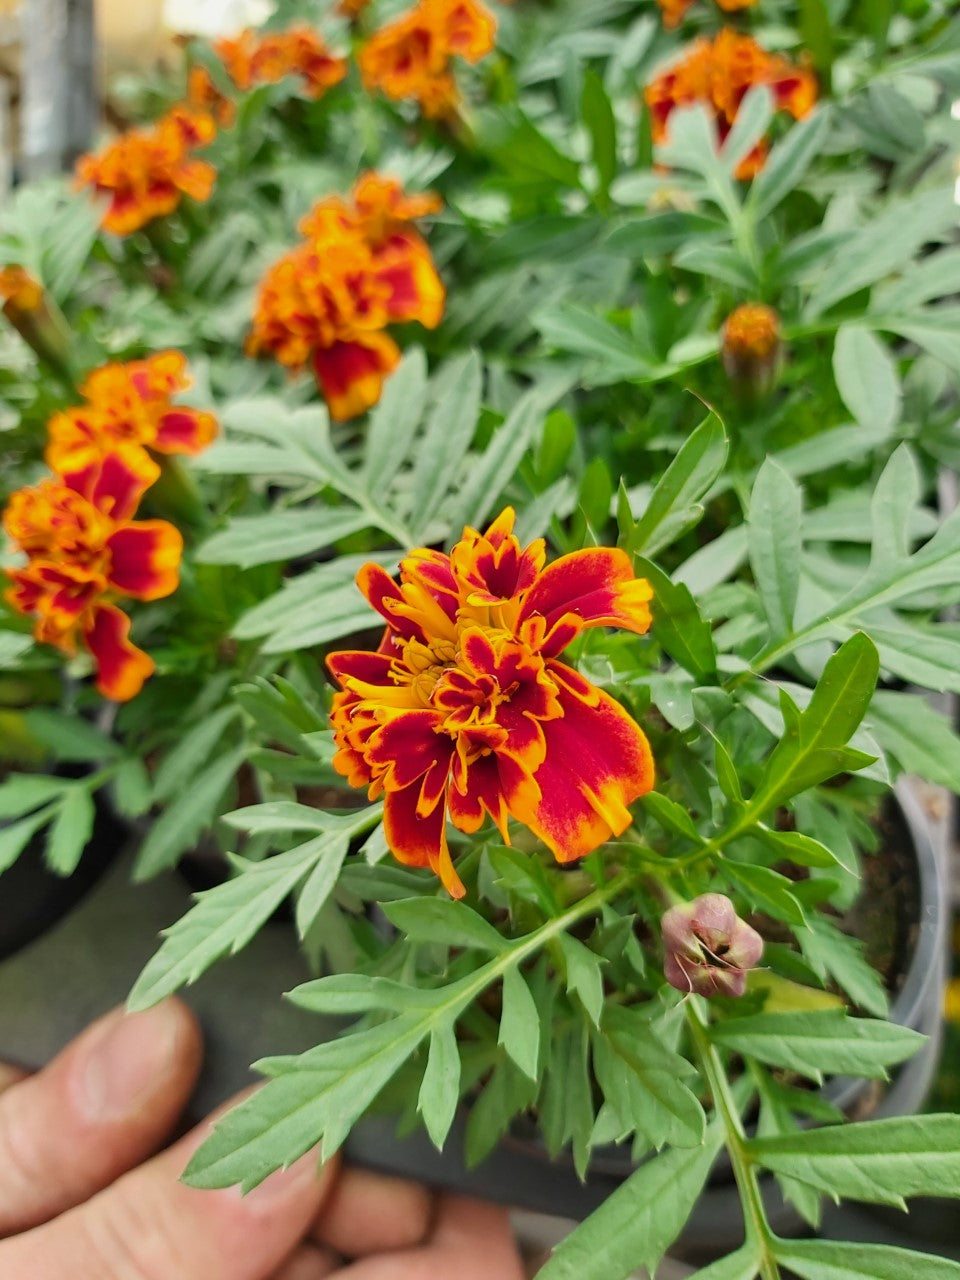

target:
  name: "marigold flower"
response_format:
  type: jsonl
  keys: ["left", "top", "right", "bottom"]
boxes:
{"left": 187, "top": 64, "right": 236, "bottom": 127}
{"left": 722, "top": 301, "right": 781, "bottom": 390}
{"left": 359, "top": 0, "right": 496, "bottom": 120}
{"left": 645, "top": 30, "right": 817, "bottom": 179}
{"left": 248, "top": 174, "right": 444, "bottom": 420}
{"left": 4, "top": 450, "right": 182, "bottom": 701}
{"left": 213, "top": 26, "right": 348, "bottom": 99}
{"left": 662, "top": 893, "right": 763, "bottom": 998}
{"left": 338, "top": 0, "right": 373, "bottom": 15}
{"left": 328, "top": 508, "right": 655, "bottom": 898}
{"left": 76, "top": 108, "right": 217, "bottom": 236}
{"left": 656, "top": 0, "right": 755, "bottom": 26}
{"left": 46, "top": 351, "right": 218, "bottom": 475}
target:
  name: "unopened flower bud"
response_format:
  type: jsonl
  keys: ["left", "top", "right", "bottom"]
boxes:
{"left": 0, "top": 266, "right": 72, "bottom": 380}
{"left": 662, "top": 892, "right": 763, "bottom": 998}
{"left": 721, "top": 303, "right": 782, "bottom": 402}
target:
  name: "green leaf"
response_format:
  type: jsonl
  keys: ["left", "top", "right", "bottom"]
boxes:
{"left": 452, "top": 389, "right": 546, "bottom": 532}
{"left": 833, "top": 326, "right": 901, "bottom": 433}
{"left": 557, "top": 933, "right": 605, "bottom": 1025}
{"left": 541, "top": 1023, "right": 593, "bottom": 1176}
{"left": 128, "top": 835, "right": 330, "bottom": 1009}
{"left": 749, "top": 1114, "right": 960, "bottom": 1208}
{"left": 44, "top": 787, "right": 95, "bottom": 875}
{"left": 797, "top": 914, "right": 888, "bottom": 1018}
{"left": 196, "top": 507, "right": 369, "bottom": 568}
{"left": 133, "top": 746, "right": 247, "bottom": 881}
{"left": 776, "top": 1238, "right": 960, "bottom": 1279}
{"left": 581, "top": 70, "right": 617, "bottom": 197}
{"left": 720, "top": 86, "right": 774, "bottom": 177}
{"left": 0, "top": 807, "right": 54, "bottom": 873}
{"left": 408, "top": 352, "right": 482, "bottom": 537}
{"left": 748, "top": 458, "right": 801, "bottom": 642}
{"left": 636, "top": 557, "right": 717, "bottom": 679}
{"left": 805, "top": 188, "right": 958, "bottom": 317}
{"left": 867, "top": 690, "right": 960, "bottom": 792}
{"left": 152, "top": 706, "right": 240, "bottom": 804}
{"left": 641, "top": 790, "right": 703, "bottom": 843}
{"left": 747, "top": 106, "right": 831, "bottom": 220}
{"left": 382, "top": 898, "right": 509, "bottom": 953}
{"left": 498, "top": 966, "right": 540, "bottom": 1079}
{"left": 111, "top": 758, "right": 152, "bottom": 819}
{"left": 0, "top": 774, "right": 68, "bottom": 818}
{"left": 288, "top": 974, "right": 446, "bottom": 1015}
{"left": 363, "top": 348, "right": 427, "bottom": 494}
{"left": 710, "top": 1010, "right": 923, "bottom": 1083}
{"left": 294, "top": 834, "right": 350, "bottom": 939}
{"left": 685, "top": 1249, "right": 760, "bottom": 1280}
{"left": 223, "top": 801, "right": 331, "bottom": 835}
{"left": 23, "top": 710, "right": 122, "bottom": 762}
{"left": 720, "top": 860, "right": 806, "bottom": 927}
{"left": 535, "top": 1116, "right": 725, "bottom": 1280}
{"left": 535, "top": 305, "right": 656, "bottom": 381}
{"left": 625, "top": 412, "right": 727, "bottom": 557}
{"left": 754, "top": 825, "right": 842, "bottom": 870}
{"left": 418, "top": 1022, "right": 461, "bottom": 1150}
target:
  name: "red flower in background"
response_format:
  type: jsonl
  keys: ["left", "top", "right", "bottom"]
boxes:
{"left": 247, "top": 173, "right": 444, "bottom": 420}
{"left": 46, "top": 351, "right": 218, "bottom": 475}
{"left": 328, "top": 508, "right": 655, "bottom": 897}
{"left": 4, "top": 450, "right": 182, "bottom": 701}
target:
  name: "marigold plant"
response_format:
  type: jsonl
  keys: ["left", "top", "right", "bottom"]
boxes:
{"left": 645, "top": 29, "right": 817, "bottom": 178}
{"left": 46, "top": 351, "right": 217, "bottom": 475}
{"left": 213, "top": 25, "right": 348, "bottom": 98}
{"left": 328, "top": 507, "right": 655, "bottom": 897}
{"left": 4, "top": 449, "right": 182, "bottom": 700}
{"left": 247, "top": 173, "right": 444, "bottom": 420}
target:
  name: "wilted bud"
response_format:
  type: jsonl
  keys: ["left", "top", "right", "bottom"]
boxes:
{"left": 721, "top": 303, "right": 782, "bottom": 402}
{"left": 662, "top": 892, "right": 763, "bottom": 998}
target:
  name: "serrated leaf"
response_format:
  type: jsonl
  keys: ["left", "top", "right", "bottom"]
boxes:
{"left": 151, "top": 706, "right": 240, "bottom": 804}
{"left": 498, "top": 966, "right": 540, "bottom": 1079}
{"left": 294, "top": 834, "right": 350, "bottom": 938}
{"left": 451, "top": 388, "right": 546, "bottom": 532}
{"left": 625, "top": 412, "right": 727, "bottom": 557}
{"left": 797, "top": 914, "right": 888, "bottom": 1018}
{"left": 223, "top": 801, "right": 331, "bottom": 835}
{"left": 867, "top": 690, "right": 960, "bottom": 792}
{"left": 748, "top": 458, "right": 801, "bottom": 642}
{"left": 418, "top": 1022, "right": 461, "bottom": 1150}
{"left": 112, "top": 757, "right": 152, "bottom": 818}
{"left": 382, "top": 897, "right": 508, "bottom": 953}
{"left": 776, "top": 1238, "right": 960, "bottom": 1279}
{"left": 686, "top": 1248, "right": 760, "bottom": 1280}
{"left": 636, "top": 557, "right": 717, "bottom": 679}
{"left": 0, "top": 806, "right": 54, "bottom": 873}
{"left": 749, "top": 1114, "right": 960, "bottom": 1208}
{"left": 0, "top": 774, "right": 68, "bottom": 818}
{"left": 710, "top": 1009, "right": 923, "bottom": 1083}
{"left": 44, "top": 787, "right": 95, "bottom": 875}
{"left": 558, "top": 933, "right": 605, "bottom": 1025}
{"left": 721, "top": 859, "right": 806, "bottom": 927}
{"left": 128, "top": 835, "right": 329, "bottom": 1009}
{"left": 23, "top": 710, "right": 123, "bottom": 762}
{"left": 196, "top": 507, "right": 369, "bottom": 568}
{"left": 289, "top": 973, "right": 446, "bottom": 1015}
{"left": 535, "top": 1115, "right": 725, "bottom": 1280}
{"left": 641, "top": 790, "right": 703, "bottom": 842}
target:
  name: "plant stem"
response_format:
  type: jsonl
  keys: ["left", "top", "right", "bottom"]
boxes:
{"left": 686, "top": 1000, "right": 780, "bottom": 1280}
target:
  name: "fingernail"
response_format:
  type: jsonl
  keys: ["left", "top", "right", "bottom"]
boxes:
{"left": 237, "top": 1151, "right": 322, "bottom": 1207}
{"left": 75, "top": 1003, "right": 182, "bottom": 1121}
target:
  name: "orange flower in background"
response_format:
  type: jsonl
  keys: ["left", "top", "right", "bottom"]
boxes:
{"left": 338, "top": 0, "right": 373, "bottom": 15}
{"left": 248, "top": 173, "right": 444, "bottom": 420}
{"left": 656, "top": 0, "right": 756, "bottom": 27}
{"left": 46, "top": 351, "right": 218, "bottom": 475}
{"left": 4, "top": 450, "right": 182, "bottom": 701}
{"left": 359, "top": 0, "right": 496, "bottom": 119}
{"left": 187, "top": 65, "right": 236, "bottom": 127}
{"left": 722, "top": 302, "right": 782, "bottom": 396}
{"left": 213, "top": 26, "right": 348, "bottom": 99}
{"left": 645, "top": 30, "right": 817, "bottom": 179}
{"left": 76, "top": 108, "right": 216, "bottom": 235}
{"left": 328, "top": 508, "right": 655, "bottom": 898}
{"left": 0, "top": 265, "right": 43, "bottom": 313}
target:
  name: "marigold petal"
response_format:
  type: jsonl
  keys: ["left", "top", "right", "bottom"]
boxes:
{"left": 312, "top": 335, "right": 400, "bottom": 422}
{"left": 105, "top": 521, "right": 183, "bottom": 601}
{"left": 355, "top": 563, "right": 425, "bottom": 642}
{"left": 447, "top": 745, "right": 540, "bottom": 843}
{"left": 64, "top": 448, "right": 160, "bottom": 521}
{"left": 383, "top": 783, "right": 465, "bottom": 898}
{"left": 327, "top": 649, "right": 396, "bottom": 686}
{"left": 365, "top": 708, "right": 454, "bottom": 796}
{"left": 518, "top": 547, "right": 653, "bottom": 657}
{"left": 526, "top": 669, "right": 655, "bottom": 862}
{"left": 154, "top": 407, "right": 219, "bottom": 455}
{"left": 84, "top": 603, "right": 155, "bottom": 702}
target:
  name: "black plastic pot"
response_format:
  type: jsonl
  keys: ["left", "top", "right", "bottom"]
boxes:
{"left": 0, "top": 776, "right": 948, "bottom": 1242}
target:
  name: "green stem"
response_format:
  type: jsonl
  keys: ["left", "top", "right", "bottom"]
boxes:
{"left": 687, "top": 1001, "right": 780, "bottom": 1280}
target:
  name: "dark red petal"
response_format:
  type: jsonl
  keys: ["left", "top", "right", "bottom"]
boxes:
{"left": 84, "top": 603, "right": 154, "bottom": 702}
{"left": 106, "top": 521, "right": 182, "bottom": 600}
{"left": 518, "top": 547, "right": 653, "bottom": 656}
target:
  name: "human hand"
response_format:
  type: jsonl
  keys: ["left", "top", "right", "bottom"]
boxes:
{"left": 0, "top": 1000, "right": 525, "bottom": 1279}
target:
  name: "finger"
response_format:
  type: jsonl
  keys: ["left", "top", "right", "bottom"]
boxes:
{"left": 0, "top": 999, "right": 201, "bottom": 1235}
{"left": 312, "top": 1169, "right": 434, "bottom": 1256}
{"left": 0, "top": 1099, "right": 339, "bottom": 1280}
{"left": 0, "top": 1063, "right": 28, "bottom": 1095}
{"left": 273, "top": 1242, "right": 342, "bottom": 1280}
{"left": 335, "top": 1193, "right": 524, "bottom": 1280}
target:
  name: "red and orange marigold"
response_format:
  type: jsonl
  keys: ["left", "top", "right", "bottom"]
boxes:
{"left": 213, "top": 26, "right": 347, "bottom": 98}
{"left": 247, "top": 173, "right": 444, "bottom": 420}
{"left": 4, "top": 450, "right": 182, "bottom": 701}
{"left": 645, "top": 30, "right": 817, "bottom": 179}
{"left": 328, "top": 508, "right": 656, "bottom": 898}
{"left": 76, "top": 108, "right": 217, "bottom": 235}
{"left": 359, "top": 0, "right": 496, "bottom": 120}
{"left": 46, "top": 351, "right": 218, "bottom": 475}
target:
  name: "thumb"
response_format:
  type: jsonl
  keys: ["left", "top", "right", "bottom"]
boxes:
{"left": 0, "top": 1094, "right": 338, "bottom": 1280}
